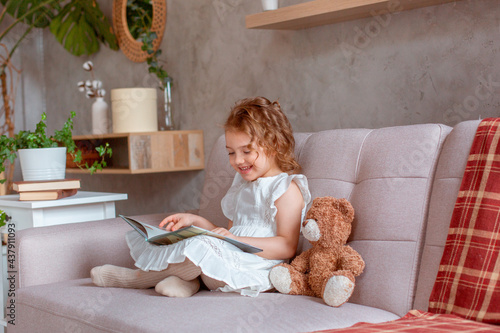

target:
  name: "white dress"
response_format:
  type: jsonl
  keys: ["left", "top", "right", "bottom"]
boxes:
{"left": 126, "top": 172, "right": 311, "bottom": 296}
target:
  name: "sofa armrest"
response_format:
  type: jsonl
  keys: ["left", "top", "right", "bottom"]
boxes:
{"left": 15, "top": 213, "right": 167, "bottom": 288}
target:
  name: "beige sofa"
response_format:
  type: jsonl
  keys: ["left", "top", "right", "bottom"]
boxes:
{"left": 9, "top": 120, "right": 480, "bottom": 333}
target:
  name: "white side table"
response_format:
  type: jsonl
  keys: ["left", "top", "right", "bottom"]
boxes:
{"left": 0, "top": 191, "right": 128, "bottom": 331}
{"left": 0, "top": 191, "right": 128, "bottom": 230}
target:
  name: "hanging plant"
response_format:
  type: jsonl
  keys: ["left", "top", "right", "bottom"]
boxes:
{"left": 125, "top": 0, "right": 170, "bottom": 88}
{"left": 126, "top": 0, "right": 153, "bottom": 40}
{"left": 142, "top": 30, "right": 170, "bottom": 89}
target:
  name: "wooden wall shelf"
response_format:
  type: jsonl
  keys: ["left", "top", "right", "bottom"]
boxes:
{"left": 67, "top": 130, "right": 204, "bottom": 175}
{"left": 246, "top": 0, "right": 460, "bottom": 30}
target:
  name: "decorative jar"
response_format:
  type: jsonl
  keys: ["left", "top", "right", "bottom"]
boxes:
{"left": 111, "top": 88, "right": 158, "bottom": 133}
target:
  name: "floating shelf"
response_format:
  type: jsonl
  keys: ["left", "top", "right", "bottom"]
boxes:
{"left": 67, "top": 130, "right": 204, "bottom": 175}
{"left": 246, "top": 0, "right": 461, "bottom": 30}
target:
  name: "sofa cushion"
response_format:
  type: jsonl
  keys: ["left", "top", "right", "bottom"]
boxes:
{"left": 413, "top": 120, "right": 481, "bottom": 310}
{"left": 300, "top": 125, "right": 450, "bottom": 316}
{"left": 197, "top": 135, "right": 236, "bottom": 227}
{"left": 12, "top": 279, "right": 399, "bottom": 333}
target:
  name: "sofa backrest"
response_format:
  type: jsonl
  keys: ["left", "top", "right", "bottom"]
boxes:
{"left": 197, "top": 135, "right": 237, "bottom": 225}
{"left": 198, "top": 124, "right": 452, "bottom": 317}
{"left": 413, "top": 120, "right": 480, "bottom": 310}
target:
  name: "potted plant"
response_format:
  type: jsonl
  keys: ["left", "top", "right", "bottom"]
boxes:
{"left": 0, "top": 111, "right": 112, "bottom": 184}
{"left": 0, "top": 0, "right": 118, "bottom": 190}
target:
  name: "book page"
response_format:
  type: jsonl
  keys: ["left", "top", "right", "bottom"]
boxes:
{"left": 119, "top": 215, "right": 164, "bottom": 239}
{"left": 149, "top": 226, "right": 208, "bottom": 245}
{"left": 139, "top": 223, "right": 167, "bottom": 238}
{"left": 120, "top": 215, "right": 262, "bottom": 253}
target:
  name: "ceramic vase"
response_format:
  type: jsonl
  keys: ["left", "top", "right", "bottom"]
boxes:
{"left": 261, "top": 0, "right": 278, "bottom": 11}
{"left": 92, "top": 97, "right": 109, "bottom": 135}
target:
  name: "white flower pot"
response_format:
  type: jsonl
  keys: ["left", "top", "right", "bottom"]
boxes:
{"left": 261, "top": 0, "right": 278, "bottom": 11}
{"left": 18, "top": 147, "right": 67, "bottom": 181}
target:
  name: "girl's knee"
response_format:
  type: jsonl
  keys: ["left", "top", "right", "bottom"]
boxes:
{"left": 201, "top": 274, "right": 226, "bottom": 290}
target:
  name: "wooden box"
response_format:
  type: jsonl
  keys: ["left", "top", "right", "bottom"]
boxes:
{"left": 67, "top": 130, "right": 204, "bottom": 174}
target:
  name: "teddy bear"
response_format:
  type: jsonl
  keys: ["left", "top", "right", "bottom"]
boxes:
{"left": 269, "top": 196, "right": 365, "bottom": 307}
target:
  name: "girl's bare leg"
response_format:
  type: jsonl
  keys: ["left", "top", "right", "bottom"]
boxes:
{"left": 200, "top": 274, "right": 226, "bottom": 290}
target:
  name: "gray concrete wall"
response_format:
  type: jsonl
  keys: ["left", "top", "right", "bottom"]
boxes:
{"left": 12, "top": 0, "right": 500, "bottom": 217}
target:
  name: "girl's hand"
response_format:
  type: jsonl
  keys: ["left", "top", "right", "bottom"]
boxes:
{"left": 160, "top": 213, "right": 199, "bottom": 231}
{"left": 210, "top": 227, "right": 235, "bottom": 239}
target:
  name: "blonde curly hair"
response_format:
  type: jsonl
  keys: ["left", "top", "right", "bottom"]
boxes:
{"left": 224, "top": 97, "right": 300, "bottom": 174}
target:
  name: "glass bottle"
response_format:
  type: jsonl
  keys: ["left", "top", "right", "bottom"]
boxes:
{"left": 161, "top": 78, "right": 174, "bottom": 131}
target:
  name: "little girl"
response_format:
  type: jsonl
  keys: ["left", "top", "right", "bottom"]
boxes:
{"left": 91, "top": 96, "right": 311, "bottom": 297}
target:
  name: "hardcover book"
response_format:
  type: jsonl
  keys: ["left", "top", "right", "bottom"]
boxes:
{"left": 18, "top": 189, "right": 78, "bottom": 201}
{"left": 13, "top": 179, "right": 81, "bottom": 192}
{"left": 120, "top": 215, "right": 262, "bottom": 254}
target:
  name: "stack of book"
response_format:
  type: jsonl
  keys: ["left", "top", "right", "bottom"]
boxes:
{"left": 13, "top": 178, "right": 81, "bottom": 201}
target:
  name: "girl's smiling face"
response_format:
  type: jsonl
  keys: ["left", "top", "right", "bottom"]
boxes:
{"left": 225, "top": 130, "right": 282, "bottom": 181}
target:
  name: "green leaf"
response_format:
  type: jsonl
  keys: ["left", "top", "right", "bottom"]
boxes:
{"left": 0, "top": 210, "right": 6, "bottom": 228}
{"left": 81, "top": 0, "right": 118, "bottom": 50}
{"left": 0, "top": 0, "right": 61, "bottom": 28}
{"left": 74, "top": 150, "right": 82, "bottom": 163}
{"left": 49, "top": 0, "right": 117, "bottom": 56}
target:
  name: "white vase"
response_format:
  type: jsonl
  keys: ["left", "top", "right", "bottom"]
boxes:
{"left": 18, "top": 147, "right": 67, "bottom": 181}
{"left": 261, "top": 0, "right": 278, "bottom": 11}
{"left": 92, "top": 97, "right": 109, "bottom": 135}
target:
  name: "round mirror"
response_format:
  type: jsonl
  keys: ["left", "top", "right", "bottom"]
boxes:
{"left": 112, "top": 0, "right": 166, "bottom": 63}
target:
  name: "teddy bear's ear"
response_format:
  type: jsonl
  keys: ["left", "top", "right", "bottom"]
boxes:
{"left": 335, "top": 199, "right": 355, "bottom": 222}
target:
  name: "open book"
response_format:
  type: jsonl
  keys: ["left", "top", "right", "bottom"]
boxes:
{"left": 119, "top": 215, "right": 262, "bottom": 254}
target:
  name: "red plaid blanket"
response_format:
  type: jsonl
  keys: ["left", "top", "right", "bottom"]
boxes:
{"left": 313, "top": 310, "right": 499, "bottom": 332}
{"left": 428, "top": 118, "right": 500, "bottom": 324}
